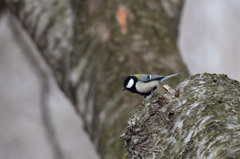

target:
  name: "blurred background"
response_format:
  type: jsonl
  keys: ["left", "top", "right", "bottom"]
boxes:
{"left": 0, "top": 0, "right": 240, "bottom": 159}
{"left": 179, "top": 0, "right": 240, "bottom": 80}
{"left": 0, "top": 12, "right": 99, "bottom": 159}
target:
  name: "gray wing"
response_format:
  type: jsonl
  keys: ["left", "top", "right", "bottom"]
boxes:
{"left": 139, "top": 73, "right": 181, "bottom": 83}
{"left": 138, "top": 74, "right": 149, "bottom": 82}
{"left": 139, "top": 74, "right": 164, "bottom": 83}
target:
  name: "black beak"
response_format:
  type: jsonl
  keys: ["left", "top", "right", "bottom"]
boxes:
{"left": 122, "top": 87, "right": 126, "bottom": 91}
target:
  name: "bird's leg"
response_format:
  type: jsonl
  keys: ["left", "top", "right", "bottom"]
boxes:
{"left": 142, "top": 97, "right": 147, "bottom": 105}
{"left": 142, "top": 87, "right": 157, "bottom": 104}
{"left": 150, "top": 86, "right": 157, "bottom": 96}
{"left": 151, "top": 88, "right": 156, "bottom": 96}
{"left": 142, "top": 95, "right": 150, "bottom": 104}
{"left": 142, "top": 87, "right": 158, "bottom": 105}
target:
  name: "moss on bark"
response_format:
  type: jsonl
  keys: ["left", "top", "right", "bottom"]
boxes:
{"left": 122, "top": 73, "right": 240, "bottom": 158}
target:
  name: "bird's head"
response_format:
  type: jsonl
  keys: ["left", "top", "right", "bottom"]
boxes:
{"left": 122, "top": 75, "right": 138, "bottom": 91}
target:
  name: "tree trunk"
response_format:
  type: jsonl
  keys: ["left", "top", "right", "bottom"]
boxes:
{"left": 122, "top": 73, "right": 240, "bottom": 159}
{"left": 6, "top": 0, "right": 189, "bottom": 158}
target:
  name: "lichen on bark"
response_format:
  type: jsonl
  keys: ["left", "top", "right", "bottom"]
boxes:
{"left": 122, "top": 73, "right": 240, "bottom": 159}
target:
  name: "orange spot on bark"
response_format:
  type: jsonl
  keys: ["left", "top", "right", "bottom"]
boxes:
{"left": 116, "top": 5, "right": 128, "bottom": 34}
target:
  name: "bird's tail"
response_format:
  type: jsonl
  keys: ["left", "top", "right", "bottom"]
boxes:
{"left": 160, "top": 73, "right": 181, "bottom": 82}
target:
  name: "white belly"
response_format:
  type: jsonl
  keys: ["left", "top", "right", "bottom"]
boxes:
{"left": 136, "top": 81, "right": 159, "bottom": 93}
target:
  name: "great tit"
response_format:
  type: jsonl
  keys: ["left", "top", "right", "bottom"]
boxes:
{"left": 122, "top": 73, "right": 180, "bottom": 98}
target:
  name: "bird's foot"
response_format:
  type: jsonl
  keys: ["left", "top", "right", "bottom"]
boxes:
{"left": 142, "top": 92, "right": 155, "bottom": 105}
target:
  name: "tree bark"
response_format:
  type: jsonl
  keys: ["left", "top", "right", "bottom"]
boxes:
{"left": 6, "top": 0, "right": 189, "bottom": 158}
{"left": 122, "top": 73, "right": 240, "bottom": 159}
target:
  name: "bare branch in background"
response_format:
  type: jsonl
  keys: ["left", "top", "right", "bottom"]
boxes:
{"left": 8, "top": 17, "right": 64, "bottom": 159}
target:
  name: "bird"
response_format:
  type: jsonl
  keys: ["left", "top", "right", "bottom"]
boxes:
{"left": 122, "top": 73, "right": 181, "bottom": 99}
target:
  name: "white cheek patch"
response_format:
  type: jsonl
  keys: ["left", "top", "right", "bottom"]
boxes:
{"left": 126, "top": 78, "right": 134, "bottom": 88}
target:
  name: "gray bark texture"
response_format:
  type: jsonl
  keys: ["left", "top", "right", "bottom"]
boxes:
{"left": 5, "top": 0, "right": 189, "bottom": 158}
{"left": 122, "top": 73, "right": 240, "bottom": 159}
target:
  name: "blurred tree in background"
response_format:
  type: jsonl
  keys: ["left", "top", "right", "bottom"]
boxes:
{"left": 6, "top": 0, "right": 189, "bottom": 158}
